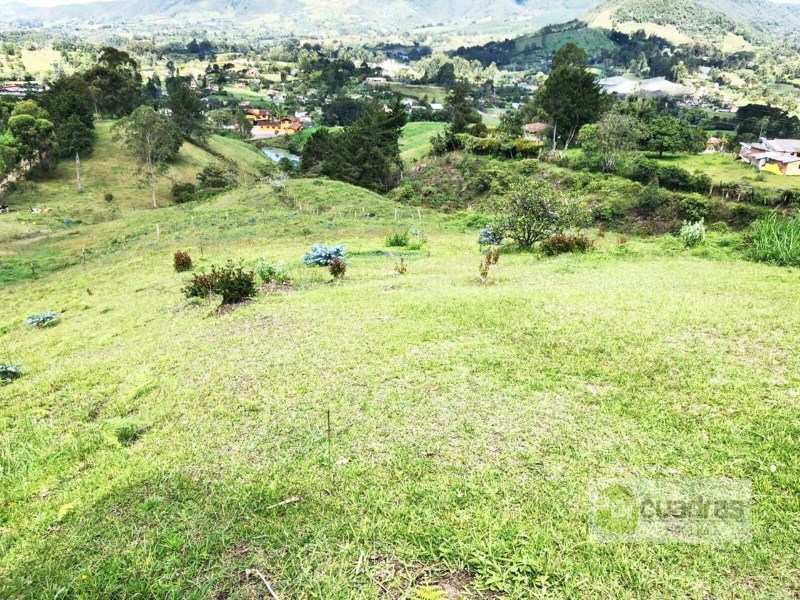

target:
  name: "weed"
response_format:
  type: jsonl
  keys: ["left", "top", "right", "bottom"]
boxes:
{"left": 395, "top": 258, "right": 408, "bottom": 275}
{"left": 256, "top": 261, "right": 291, "bottom": 284}
{"left": 102, "top": 417, "right": 144, "bottom": 447}
{"left": 748, "top": 214, "right": 800, "bottom": 266}
{"left": 679, "top": 219, "right": 706, "bottom": 248}
{"left": 540, "top": 233, "right": 595, "bottom": 256}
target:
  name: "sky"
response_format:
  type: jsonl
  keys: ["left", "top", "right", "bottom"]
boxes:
{"left": 0, "top": 0, "right": 112, "bottom": 5}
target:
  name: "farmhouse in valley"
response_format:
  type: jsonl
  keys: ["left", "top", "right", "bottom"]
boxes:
{"left": 244, "top": 108, "right": 304, "bottom": 139}
{"left": 740, "top": 139, "right": 800, "bottom": 176}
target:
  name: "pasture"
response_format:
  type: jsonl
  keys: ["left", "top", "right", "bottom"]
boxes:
{"left": 1, "top": 164, "right": 799, "bottom": 598}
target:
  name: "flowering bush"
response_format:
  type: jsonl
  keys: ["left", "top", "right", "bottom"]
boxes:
{"left": 303, "top": 244, "right": 345, "bottom": 267}
{"left": 26, "top": 311, "right": 57, "bottom": 328}
{"left": 679, "top": 219, "right": 706, "bottom": 248}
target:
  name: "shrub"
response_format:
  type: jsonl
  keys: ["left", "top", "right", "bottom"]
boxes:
{"left": 679, "top": 194, "right": 710, "bottom": 222}
{"left": 385, "top": 229, "right": 410, "bottom": 247}
{"left": 748, "top": 214, "right": 800, "bottom": 266}
{"left": 103, "top": 192, "right": 114, "bottom": 203}
{"left": 211, "top": 262, "right": 257, "bottom": 304}
{"left": 395, "top": 258, "right": 407, "bottom": 275}
{"left": 656, "top": 165, "right": 693, "bottom": 191}
{"left": 0, "top": 364, "right": 22, "bottom": 384}
{"left": 496, "top": 179, "right": 589, "bottom": 250}
{"left": 478, "top": 257, "right": 490, "bottom": 280}
{"left": 540, "top": 233, "right": 595, "bottom": 256}
{"left": 478, "top": 224, "right": 504, "bottom": 247}
{"left": 329, "top": 257, "right": 347, "bottom": 279}
{"left": 303, "top": 244, "right": 345, "bottom": 266}
{"left": 26, "top": 311, "right": 57, "bottom": 328}
{"left": 637, "top": 182, "right": 668, "bottom": 215}
{"left": 385, "top": 227, "right": 426, "bottom": 249}
{"left": 171, "top": 182, "right": 197, "bottom": 203}
{"left": 197, "top": 164, "right": 233, "bottom": 189}
{"left": 623, "top": 155, "right": 659, "bottom": 184}
{"left": 182, "top": 271, "right": 217, "bottom": 299}
{"left": 679, "top": 219, "right": 706, "bottom": 248}
{"left": 257, "top": 260, "right": 290, "bottom": 284}
{"left": 173, "top": 251, "right": 193, "bottom": 272}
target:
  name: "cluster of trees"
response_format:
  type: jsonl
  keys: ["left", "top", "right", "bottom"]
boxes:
{"left": 301, "top": 100, "right": 406, "bottom": 192}
{"left": 1, "top": 74, "right": 95, "bottom": 190}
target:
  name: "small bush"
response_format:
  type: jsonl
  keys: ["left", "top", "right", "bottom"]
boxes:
{"left": 103, "top": 192, "right": 114, "bottom": 203}
{"left": 257, "top": 260, "right": 290, "bottom": 284}
{"left": 395, "top": 258, "right": 407, "bottom": 275}
{"left": 197, "top": 164, "right": 233, "bottom": 189}
{"left": 485, "top": 246, "right": 501, "bottom": 265}
{"left": 329, "top": 257, "right": 347, "bottom": 279}
{"left": 540, "top": 233, "right": 595, "bottom": 256}
{"left": 303, "top": 244, "right": 345, "bottom": 267}
{"left": 748, "top": 214, "right": 800, "bottom": 266}
{"left": 171, "top": 182, "right": 197, "bottom": 203}
{"left": 173, "top": 251, "right": 193, "bottom": 272}
{"left": 385, "top": 229, "right": 410, "bottom": 247}
{"left": 405, "top": 227, "right": 427, "bottom": 250}
{"left": 679, "top": 219, "right": 706, "bottom": 248}
{"left": 211, "top": 262, "right": 257, "bottom": 304}
{"left": 182, "top": 271, "right": 217, "bottom": 299}
{"left": 0, "top": 364, "right": 22, "bottom": 384}
{"left": 26, "top": 311, "right": 57, "bottom": 328}
{"left": 478, "top": 224, "right": 505, "bottom": 247}
{"left": 478, "top": 257, "right": 490, "bottom": 280}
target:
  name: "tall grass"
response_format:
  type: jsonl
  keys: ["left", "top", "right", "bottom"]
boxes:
{"left": 748, "top": 214, "right": 800, "bottom": 267}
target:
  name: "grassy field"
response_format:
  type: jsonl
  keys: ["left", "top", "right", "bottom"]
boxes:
{"left": 400, "top": 122, "right": 447, "bottom": 165}
{"left": 1, "top": 150, "right": 800, "bottom": 597}
{"left": 386, "top": 83, "right": 449, "bottom": 105}
{"left": 0, "top": 125, "right": 271, "bottom": 284}
{"left": 655, "top": 153, "right": 800, "bottom": 191}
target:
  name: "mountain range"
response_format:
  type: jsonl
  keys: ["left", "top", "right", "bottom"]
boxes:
{"left": 1, "top": 0, "right": 799, "bottom": 45}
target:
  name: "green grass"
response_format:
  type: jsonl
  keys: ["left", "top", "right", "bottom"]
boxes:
{"left": 748, "top": 213, "right": 800, "bottom": 266}
{"left": 400, "top": 122, "right": 447, "bottom": 165}
{"left": 386, "top": 83, "right": 449, "bottom": 104}
{"left": 1, "top": 165, "right": 799, "bottom": 597}
{"left": 208, "top": 134, "right": 273, "bottom": 180}
{"left": 655, "top": 153, "right": 800, "bottom": 191}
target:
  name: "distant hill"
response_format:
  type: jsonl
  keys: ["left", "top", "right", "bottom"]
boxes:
{"left": 587, "top": 0, "right": 800, "bottom": 45}
{"left": 1, "top": 0, "right": 603, "bottom": 34}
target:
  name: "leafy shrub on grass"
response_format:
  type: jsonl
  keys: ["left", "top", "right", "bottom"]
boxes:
{"left": 395, "top": 258, "right": 407, "bottom": 275}
{"left": 210, "top": 262, "right": 257, "bottom": 304}
{"left": 679, "top": 219, "right": 706, "bottom": 248}
{"left": 103, "top": 192, "right": 114, "bottom": 203}
{"left": 257, "top": 260, "right": 290, "bottom": 284}
{"left": 540, "top": 233, "right": 595, "bottom": 256}
{"left": 747, "top": 214, "right": 800, "bottom": 266}
{"left": 102, "top": 417, "right": 144, "bottom": 447}
{"left": 303, "top": 244, "right": 345, "bottom": 266}
{"left": 26, "top": 311, "right": 57, "bottom": 328}
{"left": 385, "top": 229, "right": 410, "bottom": 247}
{"left": 197, "top": 164, "right": 233, "bottom": 189}
{"left": 0, "top": 364, "right": 22, "bottom": 384}
{"left": 173, "top": 251, "right": 193, "bottom": 272}
{"left": 182, "top": 271, "right": 217, "bottom": 299}
{"left": 485, "top": 246, "right": 501, "bottom": 265}
{"left": 171, "top": 182, "right": 197, "bottom": 203}
{"left": 385, "top": 226, "right": 426, "bottom": 249}
{"left": 329, "top": 257, "right": 347, "bottom": 279}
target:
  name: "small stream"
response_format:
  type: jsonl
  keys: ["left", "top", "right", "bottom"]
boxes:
{"left": 261, "top": 146, "right": 301, "bottom": 165}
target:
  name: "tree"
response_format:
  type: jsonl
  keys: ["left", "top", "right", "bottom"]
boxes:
{"left": 536, "top": 65, "right": 609, "bottom": 150}
{"left": 8, "top": 114, "right": 55, "bottom": 170}
{"left": 83, "top": 47, "right": 142, "bottom": 117}
{"left": 446, "top": 82, "right": 479, "bottom": 135}
{"left": 233, "top": 109, "right": 252, "bottom": 140}
{"left": 11, "top": 99, "right": 48, "bottom": 119}
{"left": 39, "top": 75, "right": 94, "bottom": 128}
{"left": 645, "top": 116, "right": 704, "bottom": 157}
{"left": 166, "top": 80, "right": 208, "bottom": 143}
{"left": 671, "top": 61, "right": 690, "bottom": 82}
{"left": 57, "top": 115, "right": 94, "bottom": 192}
{"left": 579, "top": 113, "right": 643, "bottom": 171}
{"left": 112, "top": 107, "right": 182, "bottom": 208}
{"left": 498, "top": 109, "right": 524, "bottom": 138}
{"left": 322, "top": 97, "right": 364, "bottom": 127}
{"left": 552, "top": 43, "right": 588, "bottom": 69}
{"left": 495, "top": 179, "right": 588, "bottom": 250}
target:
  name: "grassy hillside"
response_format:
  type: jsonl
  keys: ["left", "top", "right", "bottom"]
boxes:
{"left": 1, "top": 170, "right": 799, "bottom": 597}
{"left": 400, "top": 122, "right": 447, "bottom": 166}
{"left": 0, "top": 125, "right": 273, "bottom": 285}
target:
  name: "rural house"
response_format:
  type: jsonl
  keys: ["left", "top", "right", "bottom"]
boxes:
{"left": 740, "top": 139, "right": 800, "bottom": 176}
